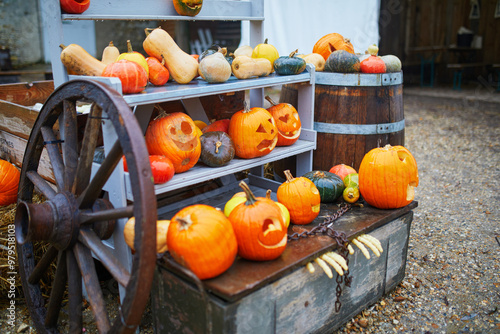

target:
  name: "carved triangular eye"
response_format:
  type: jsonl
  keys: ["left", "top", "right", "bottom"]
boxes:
{"left": 256, "top": 123, "right": 267, "bottom": 133}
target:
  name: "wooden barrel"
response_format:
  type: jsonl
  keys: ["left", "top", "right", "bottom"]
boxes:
{"left": 274, "top": 72, "right": 404, "bottom": 180}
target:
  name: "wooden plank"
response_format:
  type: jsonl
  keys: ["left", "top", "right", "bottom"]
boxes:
{"left": 0, "top": 81, "right": 53, "bottom": 106}
{"left": 152, "top": 211, "right": 414, "bottom": 333}
{"left": 0, "top": 100, "right": 40, "bottom": 139}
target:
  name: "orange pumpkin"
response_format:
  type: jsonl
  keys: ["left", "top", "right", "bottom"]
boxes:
{"left": 173, "top": 0, "right": 203, "bottom": 16}
{"left": 145, "top": 112, "right": 201, "bottom": 173}
{"left": 228, "top": 102, "right": 278, "bottom": 159}
{"left": 277, "top": 170, "right": 321, "bottom": 225}
{"left": 265, "top": 95, "right": 301, "bottom": 146}
{"left": 228, "top": 181, "right": 287, "bottom": 261}
{"left": 358, "top": 145, "right": 419, "bottom": 209}
{"left": 146, "top": 56, "right": 170, "bottom": 86}
{"left": 167, "top": 204, "right": 237, "bottom": 280}
{"left": 124, "top": 155, "right": 175, "bottom": 184}
{"left": 0, "top": 159, "right": 20, "bottom": 206}
{"left": 313, "top": 33, "right": 355, "bottom": 61}
{"left": 329, "top": 164, "right": 357, "bottom": 181}
{"left": 102, "top": 59, "right": 148, "bottom": 94}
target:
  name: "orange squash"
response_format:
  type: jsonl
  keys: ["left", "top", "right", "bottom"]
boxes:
{"left": 146, "top": 56, "right": 169, "bottom": 86}
{"left": 101, "top": 59, "right": 148, "bottom": 94}
{"left": 277, "top": 170, "right": 321, "bottom": 225}
{"left": 0, "top": 159, "right": 20, "bottom": 206}
{"left": 167, "top": 204, "right": 237, "bottom": 280}
{"left": 358, "top": 145, "right": 419, "bottom": 209}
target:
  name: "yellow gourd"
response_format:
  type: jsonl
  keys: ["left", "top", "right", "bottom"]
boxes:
{"left": 298, "top": 53, "right": 325, "bottom": 72}
{"left": 252, "top": 39, "right": 279, "bottom": 67}
{"left": 198, "top": 47, "right": 232, "bottom": 83}
{"left": 60, "top": 43, "right": 107, "bottom": 76}
{"left": 143, "top": 27, "right": 199, "bottom": 84}
{"left": 101, "top": 41, "right": 120, "bottom": 65}
{"left": 231, "top": 56, "right": 272, "bottom": 79}
{"left": 124, "top": 217, "right": 171, "bottom": 254}
{"left": 116, "top": 40, "right": 149, "bottom": 77}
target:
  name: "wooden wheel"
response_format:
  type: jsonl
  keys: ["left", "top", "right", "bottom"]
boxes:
{"left": 14, "top": 79, "right": 157, "bottom": 333}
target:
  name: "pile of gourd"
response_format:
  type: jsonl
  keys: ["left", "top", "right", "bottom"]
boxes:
{"left": 312, "top": 32, "right": 402, "bottom": 74}
{"left": 123, "top": 144, "right": 419, "bottom": 281}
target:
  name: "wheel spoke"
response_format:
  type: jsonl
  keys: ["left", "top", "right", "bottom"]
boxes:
{"left": 74, "top": 242, "right": 111, "bottom": 333}
{"left": 78, "top": 140, "right": 123, "bottom": 210}
{"left": 45, "top": 251, "right": 67, "bottom": 329}
{"left": 62, "top": 100, "right": 78, "bottom": 192}
{"left": 41, "top": 126, "right": 65, "bottom": 191}
{"left": 66, "top": 248, "right": 83, "bottom": 334}
{"left": 26, "top": 171, "right": 57, "bottom": 200}
{"left": 78, "top": 229, "right": 130, "bottom": 288}
{"left": 73, "top": 103, "right": 103, "bottom": 196}
{"left": 28, "top": 245, "right": 58, "bottom": 285}
{"left": 79, "top": 205, "right": 134, "bottom": 225}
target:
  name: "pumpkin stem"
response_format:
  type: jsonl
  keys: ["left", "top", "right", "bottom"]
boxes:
{"left": 215, "top": 141, "right": 222, "bottom": 154}
{"left": 126, "top": 40, "right": 134, "bottom": 53}
{"left": 144, "top": 28, "right": 154, "bottom": 37}
{"left": 239, "top": 181, "right": 257, "bottom": 206}
{"left": 289, "top": 49, "right": 298, "bottom": 58}
{"left": 175, "top": 217, "right": 194, "bottom": 231}
{"left": 283, "top": 169, "right": 295, "bottom": 183}
{"left": 153, "top": 104, "right": 168, "bottom": 120}
{"left": 59, "top": 44, "right": 67, "bottom": 50}
{"left": 242, "top": 101, "right": 251, "bottom": 113}
{"left": 108, "top": 41, "right": 115, "bottom": 47}
{"left": 217, "top": 47, "right": 228, "bottom": 56}
{"left": 264, "top": 38, "right": 269, "bottom": 44}
{"left": 266, "top": 189, "right": 272, "bottom": 199}
{"left": 265, "top": 95, "right": 277, "bottom": 107}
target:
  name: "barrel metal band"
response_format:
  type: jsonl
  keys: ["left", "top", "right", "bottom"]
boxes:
{"left": 314, "top": 119, "right": 405, "bottom": 135}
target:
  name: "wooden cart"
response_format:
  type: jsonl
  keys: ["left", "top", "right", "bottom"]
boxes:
{"left": 2, "top": 1, "right": 417, "bottom": 333}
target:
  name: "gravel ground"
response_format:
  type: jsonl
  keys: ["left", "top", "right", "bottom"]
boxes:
{"left": 1, "top": 86, "right": 499, "bottom": 333}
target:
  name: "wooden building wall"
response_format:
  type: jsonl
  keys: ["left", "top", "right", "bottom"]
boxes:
{"left": 379, "top": 0, "right": 500, "bottom": 86}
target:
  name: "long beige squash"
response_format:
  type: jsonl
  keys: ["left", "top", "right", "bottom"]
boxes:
{"left": 143, "top": 27, "right": 199, "bottom": 84}
{"left": 60, "top": 44, "right": 107, "bottom": 76}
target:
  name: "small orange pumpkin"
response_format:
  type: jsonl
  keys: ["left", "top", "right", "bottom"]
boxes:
{"left": 102, "top": 59, "right": 148, "bottom": 94}
{"left": 228, "top": 102, "right": 278, "bottom": 159}
{"left": 358, "top": 145, "right": 419, "bottom": 209}
{"left": 167, "top": 204, "right": 237, "bottom": 280}
{"left": 173, "top": 0, "right": 203, "bottom": 16}
{"left": 228, "top": 181, "right": 287, "bottom": 261}
{"left": 146, "top": 56, "right": 170, "bottom": 86}
{"left": 265, "top": 95, "right": 301, "bottom": 146}
{"left": 145, "top": 111, "right": 201, "bottom": 173}
{"left": 313, "top": 33, "right": 355, "bottom": 61}
{"left": 277, "top": 170, "right": 321, "bottom": 225}
{"left": 0, "top": 159, "right": 20, "bottom": 206}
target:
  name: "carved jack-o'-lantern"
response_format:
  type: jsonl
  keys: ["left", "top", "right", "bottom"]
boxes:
{"left": 228, "top": 181, "right": 287, "bottom": 261}
{"left": 228, "top": 102, "right": 278, "bottom": 159}
{"left": 265, "top": 96, "right": 301, "bottom": 146}
{"left": 145, "top": 111, "right": 201, "bottom": 173}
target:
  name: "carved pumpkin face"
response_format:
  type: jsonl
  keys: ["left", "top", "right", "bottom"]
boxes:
{"left": 172, "top": 0, "right": 203, "bottom": 17}
{"left": 228, "top": 104, "right": 278, "bottom": 159}
{"left": 266, "top": 96, "right": 301, "bottom": 146}
{"left": 228, "top": 182, "right": 287, "bottom": 261}
{"left": 145, "top": 112, "right": 201, "bottom": 173}
{"left": 359, "top": 145, "right": 419, "bottom": 209}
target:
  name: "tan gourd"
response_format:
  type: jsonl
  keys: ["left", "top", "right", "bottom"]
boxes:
{"left": 143, "top": 27, "right": 199, "bottom": 84}
{"left": 60, "top": 43, "right": 107, "bottom": 76}
{"left": 101, "top": 41, "right": 120, "bottom": 65}
{"left": 231, "top": 56, "right": 272, "bottom": 79}
{"left": 198, "top": 47, "right": 232, "bottom": 83}
{"left": 233, "top": 45, "right": 253, "bottom": 58}
{"left": 298, "top": 53, "right": 325, "bottom": 72}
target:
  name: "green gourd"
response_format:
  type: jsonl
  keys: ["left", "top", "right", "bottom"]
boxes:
{"left": 325, "top": 50, "right": 360, "bottom": 73}
{"left": 302, "top": 170, "right": 345, "bottom": 203}
{"left": 274, "top": 50, "right": 307, "bottom": 75}
{"left": 199, "top": 131, "right": 235, "bottom": 167}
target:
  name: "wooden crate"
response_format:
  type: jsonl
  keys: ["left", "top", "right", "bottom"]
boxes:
{"left": 151, "top": 180, "right": 417, "bottom": 334}
{"left": 0, "top": 81, "right": 55, "bottom": 181}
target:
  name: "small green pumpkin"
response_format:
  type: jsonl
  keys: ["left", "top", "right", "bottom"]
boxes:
{"left": 274, "top": 50, "right": 307, "bottom": 75}
{"left": 381, "top": 55, "right": 402, "bottom": 72}
{"left": 199, "top": 131, "right": 235, "bottom": 167}
{"left": 325, "top": 50, "right": 360, "bottom": 73}
{"left": 302, "top": 170, "right": 344, "bottom": 203}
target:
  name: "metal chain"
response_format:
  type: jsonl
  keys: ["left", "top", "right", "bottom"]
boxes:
{"left": 287, "top": 203, "right": 352, "bottom": 312}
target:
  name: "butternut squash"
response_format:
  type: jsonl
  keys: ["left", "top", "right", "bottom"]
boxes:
{"left": 231, "top": 56, "right": 272, "bottom": 80}
{"left": 298, "top": 53, "right": 325, "bottom": 72}
{"left": 60, "top": 43, "right": 107, "bottom": 76}
{"left": 101, "top": 41, "right": 120, "bottom": 65}
{"left": 143, "top": 27, "right": 198, "bottom": 84}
